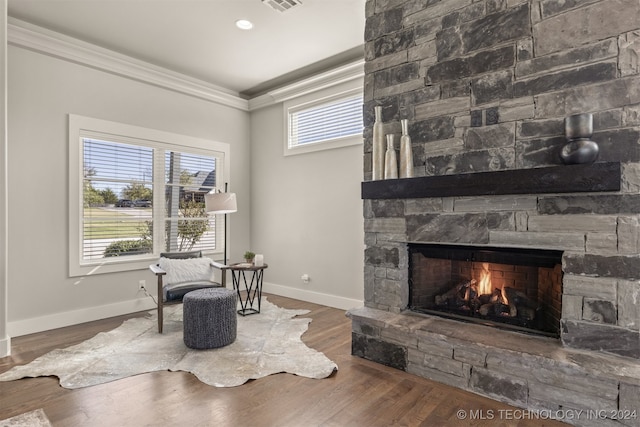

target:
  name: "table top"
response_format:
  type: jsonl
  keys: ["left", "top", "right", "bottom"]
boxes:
{"left": 224, "top": 262, "right": 268, "bottom": 271}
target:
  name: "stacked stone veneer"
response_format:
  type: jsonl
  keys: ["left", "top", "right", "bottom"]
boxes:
{"left": 351, "top": 0, "right": 640, "bottom": 425}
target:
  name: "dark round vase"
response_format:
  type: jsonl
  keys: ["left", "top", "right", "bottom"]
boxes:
{"left": 561, "top": 113, "right": 599, "bottom": 165}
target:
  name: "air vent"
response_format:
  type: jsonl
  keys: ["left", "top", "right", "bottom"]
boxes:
{"left": 262, "top": 0, "right": 302, "bottom": 12}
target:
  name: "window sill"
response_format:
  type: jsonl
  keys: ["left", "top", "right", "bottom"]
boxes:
{"left": 284, "top": 135, "right": 362, "bottom": 157}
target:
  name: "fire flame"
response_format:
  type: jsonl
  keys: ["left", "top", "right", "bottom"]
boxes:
{"left": 478, "top": 262, "right": 509, "bottom": 305}
{"left": 478, "top": 263, "right": 491, "bottom": 295}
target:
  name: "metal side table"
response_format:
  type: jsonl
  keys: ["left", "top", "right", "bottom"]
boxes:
{"left": 225, "top": 263, "right": 268, "bottom": 316}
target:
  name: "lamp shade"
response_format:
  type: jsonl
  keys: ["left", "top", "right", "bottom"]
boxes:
{"left": 205, "top": 192, "right": 237, "bottom": 214}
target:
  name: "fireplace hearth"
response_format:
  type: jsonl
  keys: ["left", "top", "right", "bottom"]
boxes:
{"left": 409, "top": 244, "right": 562, "bottom": 337}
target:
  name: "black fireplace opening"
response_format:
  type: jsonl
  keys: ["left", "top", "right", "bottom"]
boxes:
{"left": 409, "top": 244, "right": 563, "bottom": 337}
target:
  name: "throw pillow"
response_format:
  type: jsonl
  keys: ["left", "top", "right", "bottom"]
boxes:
{"left": 158, "top": 257, "right": 213, "bottom": 285}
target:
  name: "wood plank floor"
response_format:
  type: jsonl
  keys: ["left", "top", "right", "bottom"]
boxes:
{"left": 0, "top": 294, "right": 568, "bottom": 426}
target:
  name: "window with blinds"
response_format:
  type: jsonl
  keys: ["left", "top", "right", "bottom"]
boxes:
{"left": 81, "top": 139, "right": 218, "bottom": 261}
{"left": 69, "top": 114, "right": 229, "bottom": 276}
{"left": 82, "top": 139, "right": 154, "bottom": 260}
{"left": 163, "top": 152, "right": 216, "bottom": 254}
{"left": 284, "top": 86, "right": 363, "bottom": 156}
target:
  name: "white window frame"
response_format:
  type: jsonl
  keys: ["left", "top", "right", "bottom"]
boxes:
{"left": 69, "top": 114, "right": 230, "bottom": 277}
{"left": 283, "top": 78, "right": 364, "bottom": 156}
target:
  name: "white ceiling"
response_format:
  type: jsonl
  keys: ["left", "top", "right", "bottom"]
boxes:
{"left": 7, "top": 0, "right": 366, "bottom": 98}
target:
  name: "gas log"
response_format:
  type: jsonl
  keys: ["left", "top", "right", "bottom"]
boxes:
{"left": 434, "top": 281, "right": 539, "bottom": 321}
{"left": 504, "top": 287, "right": 538, "bottom": 320}
{"left": 434, "top": 279, "right": 476, "bottom": 306}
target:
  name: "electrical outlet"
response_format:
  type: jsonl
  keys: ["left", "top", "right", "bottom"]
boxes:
{"left": 138, "top": 280, "right": 146, "bottom": 290}
{"left": 301, "top": 274, "right": 310, "bottom": 284}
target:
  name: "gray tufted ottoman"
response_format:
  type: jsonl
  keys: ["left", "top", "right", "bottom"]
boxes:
{"left": 183, "top": 288, "right": 237, "bottom": 349}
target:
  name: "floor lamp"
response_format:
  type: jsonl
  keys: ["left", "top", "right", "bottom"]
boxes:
{"left": 204, "top": 183, "right": 237, "bottom": 265}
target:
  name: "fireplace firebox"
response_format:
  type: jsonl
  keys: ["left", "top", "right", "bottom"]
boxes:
{"left": 409, "top": 244, "right": 563, "bottom": 337}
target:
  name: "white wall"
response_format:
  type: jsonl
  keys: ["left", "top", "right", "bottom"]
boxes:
{"left": 249, "top": 100, "right": 364, "bottom": 310}
{"left": 0, "top": 0, "right": 8, "bottom": 357}
{"left": 7, "top": 45, "right": 251, "bottom": 335}
{"left": 4, "top": 21, "right": 364, "bottom": 342}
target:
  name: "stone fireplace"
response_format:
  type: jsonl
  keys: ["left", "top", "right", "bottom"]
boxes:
{"left": 348, "top": 0, "right": 640, "bottom": 425}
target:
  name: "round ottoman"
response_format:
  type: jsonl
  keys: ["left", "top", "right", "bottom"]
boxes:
{"left": 183, "top": 288, "right": 237, "bottom": 349}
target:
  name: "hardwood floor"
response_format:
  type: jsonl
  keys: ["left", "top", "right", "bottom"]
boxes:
{"left": 0, "top": 294, "right": 568, "bottom": 426}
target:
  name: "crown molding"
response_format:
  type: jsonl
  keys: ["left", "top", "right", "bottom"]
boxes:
{"left": 248, "top": 59, "right": 365, "bottom": 111}
{"left": 7, "top": 18, "right": 364, "bottom": 113}
{"left": 7, "top": 18, "right": 250, "bottom": 111}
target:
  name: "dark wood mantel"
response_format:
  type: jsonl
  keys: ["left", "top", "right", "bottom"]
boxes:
{"left": 361, "top": 162, "right": 621, "bottom": 199}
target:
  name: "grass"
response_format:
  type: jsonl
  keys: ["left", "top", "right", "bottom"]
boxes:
{"left": 83, "top": 207, "right": 150, "bottom": 240}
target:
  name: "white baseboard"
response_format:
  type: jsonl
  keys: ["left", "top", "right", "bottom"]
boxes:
{"left": 0, "top": 335, "right": 10, "bottom": 357}
{"left": 262, "top": 282, "right": 363, "bottom": 311}
{"left": 8, "top": 297, "right": 157, "bottom": 337}
{"left": 6, "top": 285, "right": 361, "bottom": 338}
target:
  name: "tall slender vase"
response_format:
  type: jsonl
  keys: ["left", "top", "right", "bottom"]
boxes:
{"left": 399, "top": 119, "right": 414, "bottom": 178}
{"left": 372, "top": 106, "right": 385, "bottom": 180}
{"left": 384, "top": 134, "right": 398, "bottom": 179}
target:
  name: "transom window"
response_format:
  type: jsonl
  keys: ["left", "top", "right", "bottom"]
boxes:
{"left": 70, "top": 115, "right": 230, "bottom": 276}
{"left": 284, "top": 83, "right": 363, "bottom": 156}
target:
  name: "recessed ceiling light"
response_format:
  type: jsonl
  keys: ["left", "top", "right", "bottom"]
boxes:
{"left": 235, "top": 19, "right": 254, "bottom": 30}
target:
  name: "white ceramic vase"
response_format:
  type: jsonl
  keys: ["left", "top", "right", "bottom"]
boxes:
{"left": 399, "top": 119, "right": 414, "bottom": 178}
{"left": 384, "top": 134, "right": 398, "bottom": 179}
{"left": 372, "top": 106, "right": 385, "bottom": 180}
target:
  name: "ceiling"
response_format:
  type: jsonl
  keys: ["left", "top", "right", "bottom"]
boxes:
{"left": 7, "top": 0, "right": 366, "bottom": 98}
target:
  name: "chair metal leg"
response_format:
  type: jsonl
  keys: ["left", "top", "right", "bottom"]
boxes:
{"left": 157, "top": 275, "right": 164, "bottom": 333}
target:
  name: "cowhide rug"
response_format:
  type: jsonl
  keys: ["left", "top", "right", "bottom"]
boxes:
{"left": 0, "top": 409, "right": 52, "bottom": 427}
{"left": 0, "top": 298, "right": 337, "bottom": 389}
